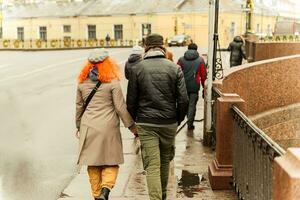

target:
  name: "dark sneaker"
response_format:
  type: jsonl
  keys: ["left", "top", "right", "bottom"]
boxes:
{"left": 188, "top": 125, "right": 195, "bottom": 130}
{"left": 99, "top": 187, "right": 110, "bottom": 200}
{"left": 162, "top": 193, "right": 167, "bottom": 200}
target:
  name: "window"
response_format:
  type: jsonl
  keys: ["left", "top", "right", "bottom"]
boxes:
{"left": 88, "top": 25, "right": 96, "bottom": 39}
{"left": 142, "top": 23, "right": 151, "bottom": 37}
{"left": 114, "top": 24, "right": 123, "bottom": 40}
{"left": 230, "top": 22, "right": 236, "bottom": 38}
{"left": 63, "top": 25, "right": 71, "bottom": 33}
{"left": 256, "top": 24, "right": 260, "bottom": 33}
{"left": 39, "top": 26, "right": 47, "bottom": 40}
{"left": 17, "top": 27, "right": 24, "bottom": 41}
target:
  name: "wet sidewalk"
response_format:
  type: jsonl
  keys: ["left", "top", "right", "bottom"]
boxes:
{"left": 59, "top": 100, "right": 237, "bottom": 200}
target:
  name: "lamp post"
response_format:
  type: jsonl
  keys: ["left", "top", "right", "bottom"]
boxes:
{"left": 204, "top": 0, "right": 223, "bottom": 146}
{"left": 212, "top": 0, "right": 222, "bottom": 80}
{"left": 246, "top": 0, "right": 254, "bottom": 34}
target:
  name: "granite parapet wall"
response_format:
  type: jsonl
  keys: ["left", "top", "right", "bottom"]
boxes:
{"left": 251, "top": 42, "right": 300, "bottom": 62}
{"left": 210, "top": 55, "right": 300, "bottom": 196}
{"left": 251, "top": 103, "right": 300, "bottom": 147}
{"left": 214, "top": 55, "right": 300, "bottom": 116}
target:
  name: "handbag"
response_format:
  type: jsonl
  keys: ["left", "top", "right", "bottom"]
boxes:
{"left": 80, "top": 80, "right": 102, "bottom": 118}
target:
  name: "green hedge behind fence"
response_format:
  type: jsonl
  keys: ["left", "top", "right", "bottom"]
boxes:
{"left": 258, "top": 35, "right": 300, "bottom": 43}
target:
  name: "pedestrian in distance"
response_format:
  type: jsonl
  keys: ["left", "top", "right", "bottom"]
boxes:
{"left": 105, "top": 34, "right": 111, "bottom": 46}
{"left": 177, "top": 43, "right": 207, "bottom": 130}
{"left": 124, "top": 45, "right": 144, "bottom": 80}
{"left": 75, "top": 48, "right": 138, "bottom": 200}
{"left": 127, "top": 33, "right": 189, "bottom": 200}
{"left": 224, "top": 35, "right": 247, "bottom": 67}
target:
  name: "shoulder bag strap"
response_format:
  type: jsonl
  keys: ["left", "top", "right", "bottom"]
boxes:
{"left": 80, "top": 80, "right": 102, "bottom": 117}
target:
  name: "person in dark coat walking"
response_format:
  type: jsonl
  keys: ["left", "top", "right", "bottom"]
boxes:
{"left": 177, "top": 43, "right": 206, "bottom": 130}
{"left": 227, "top": 36, "right": 247, "bottom": 67}
{"left": 127, "top": 33, "right": 189, "bottom": 200}
{"left": 124, "top": 45, "right": 143, "bottom": 80}
{"left": 105, "top": 34, "right": 111, "bottom": 46}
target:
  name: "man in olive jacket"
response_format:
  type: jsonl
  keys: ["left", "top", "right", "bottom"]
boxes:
{"left": 127, "top": 33, "right": 188, "bottom": 200}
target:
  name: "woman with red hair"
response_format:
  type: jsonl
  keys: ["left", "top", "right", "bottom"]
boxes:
{"left": 76, "top": 48, "right": 137, "bottom": 200}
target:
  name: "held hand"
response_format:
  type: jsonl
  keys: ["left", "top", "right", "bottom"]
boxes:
{"left": 134, "top": 136, "right": 141, "bottom": 154}
{"left": 75, "top": 130, "right": 80, "bottom": 139}
{"left": 129, "top": 124, "right": 138, "bottom": 136}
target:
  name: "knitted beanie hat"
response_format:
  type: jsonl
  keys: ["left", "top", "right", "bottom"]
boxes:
{"left": 88, "top": 48, "right": 109, "bottom": 63}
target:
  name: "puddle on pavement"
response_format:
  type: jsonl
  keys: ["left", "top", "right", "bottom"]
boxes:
{"left": 177, "top": 170, "right": 207, "bottom": 198}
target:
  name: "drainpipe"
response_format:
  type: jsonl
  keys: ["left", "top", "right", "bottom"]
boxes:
{"left": 174, "top": 16, "right": 178, "bottom": 35}
{"left": 204, "top": 0, "right": 215, "bottom": 146}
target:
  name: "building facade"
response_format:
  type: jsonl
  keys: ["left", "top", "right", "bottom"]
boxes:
{"left": 0, "top": 0, "right": 294, "bottom": 48}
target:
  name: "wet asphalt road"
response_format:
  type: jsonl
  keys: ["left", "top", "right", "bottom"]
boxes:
{"left": 0, "top": 48, "right": 137, "bottom": 200}
{"left": 0, "top": 47, "right": 235, "bottom": 200}
{"left": 0, "top": 47, "right": 186, "bottom": 200}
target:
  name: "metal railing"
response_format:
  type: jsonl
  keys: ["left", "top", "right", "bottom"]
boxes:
{"left": 211, "top": 87, "right": 222, "bottom": 147}
{"left": 231, "top": 106, "right": 286, "bottom": 200}
{"left": 0, "top": 38, "right": 140, "bottom": 50}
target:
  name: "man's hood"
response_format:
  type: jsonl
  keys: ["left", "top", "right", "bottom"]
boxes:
{"left": 184, "top": 49, "right": 199, "bottom": 61}
{"left": 128, "top": 54, "right": 142, "bottom": 63}
{"left": 89, "top": 67, "right": 99, "bottom": 81}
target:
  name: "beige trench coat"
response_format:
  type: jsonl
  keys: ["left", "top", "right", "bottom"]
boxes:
{"left": 76, "top": 79, "right": 134, "bottom": 166}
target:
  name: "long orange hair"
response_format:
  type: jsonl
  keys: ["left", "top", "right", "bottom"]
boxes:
{"left": 78, "top": 57, "right": 121, "bottom": 83}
